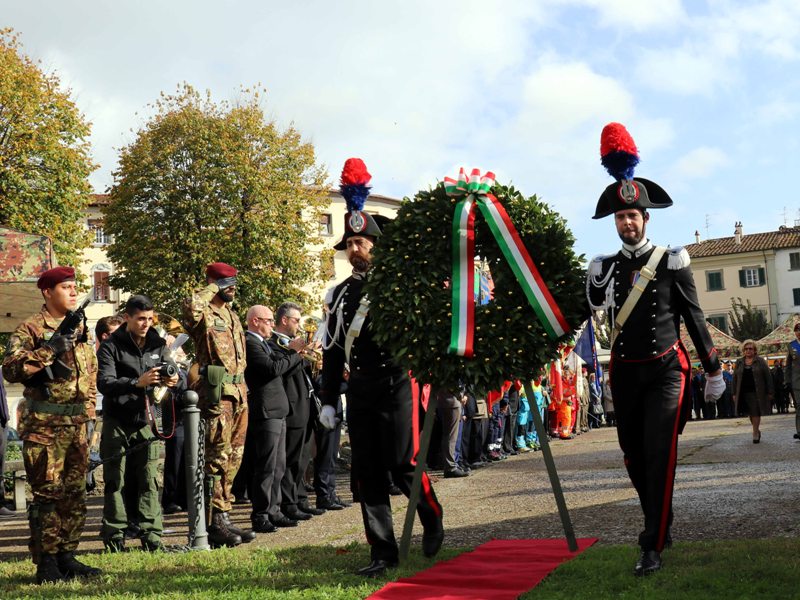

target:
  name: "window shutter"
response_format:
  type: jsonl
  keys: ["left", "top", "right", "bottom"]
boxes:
{"left": 758, "top": 267, "right": 766, "bottom": 286}
{"left": 738, "top": 269, "right": 746, "bottom": 287}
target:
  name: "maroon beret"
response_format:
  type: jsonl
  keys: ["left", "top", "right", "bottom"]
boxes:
{"left": 37, "top": 266, "right": 76, "bottom": 289}
{"left": 206, "top": 262, "right": 237, "bottom": 279}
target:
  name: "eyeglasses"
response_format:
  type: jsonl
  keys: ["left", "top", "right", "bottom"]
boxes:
{"left": 287, "top": 316, "right": 301, "bottom": 323}
{"left": 255, "top": 317, "right": 275, "bottom": 324}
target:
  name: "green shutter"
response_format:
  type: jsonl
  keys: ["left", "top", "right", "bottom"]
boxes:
{"left": 738, "top": 269, "right": 746, "bottom": 287}
{"left": 758, "top": 267, "right": 766, "bottom": 286}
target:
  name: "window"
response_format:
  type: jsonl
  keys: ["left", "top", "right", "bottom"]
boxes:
{"left": 88, "top": 219, "right": 109, "bottom": 245}
{"left": 794, "top": 288, "right": 800, "bottom": 306}
{"left": 791, "top": 252, "right": 800, "bottom": 270}
{"left": 707, "top": 315, "right": 728, "bottom": 334}
{"left": 705, "top": 270, "right": 724, "bottom": 291}
{"left": 738, "top": 267, "right": 765, "bottom": 287}
{"left": 93, "top": 271, "right": 110, "bottom": 301}
{"left": 319, "top": 213, "right": 333, "bottom": 236}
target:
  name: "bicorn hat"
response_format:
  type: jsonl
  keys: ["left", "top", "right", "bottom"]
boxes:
{"left": 592, "top": 123, "right": 673, "bottom": 219}
{"left": 333, "top": 158, "right": 387, "bottom": 251}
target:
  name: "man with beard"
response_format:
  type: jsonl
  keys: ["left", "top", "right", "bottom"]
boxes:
{"left": 319, "top": 158, "right": 444, "bottom": 577}
{"left": 183, "top": 262, "right": 254, "bottom": 548}
{"left": 586, "top": 123, "right": 724, "bottom": 577}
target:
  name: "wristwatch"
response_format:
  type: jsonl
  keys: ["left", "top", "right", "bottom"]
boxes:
{"left": 131, "top": 377, "right": 140, "bottom": 388}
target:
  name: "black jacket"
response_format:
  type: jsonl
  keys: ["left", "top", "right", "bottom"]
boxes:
{"left": 244, "top": 331, "right": 302, "bottom": 421}
{"left": 97, "top": 324, "right": 175, "bottom": 428}
{"left": 268, "top": 333, "right": 311, "bottom": 428}
{"left": 587, "top": 241, "right": 720, "bottom": 373}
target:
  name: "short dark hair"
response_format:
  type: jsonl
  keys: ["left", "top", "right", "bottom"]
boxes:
{"left": 276, "top": 302, "right": 302, "bottom": 323}
{"left": 124, "top": 294, "right": 154, "bottom": 315}
{"left": 95, "top": 315, "right": 124, "bottom": 340}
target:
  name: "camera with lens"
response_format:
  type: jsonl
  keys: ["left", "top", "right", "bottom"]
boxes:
{"left": 155, "top": 362, "right": 178, "bottom": 378}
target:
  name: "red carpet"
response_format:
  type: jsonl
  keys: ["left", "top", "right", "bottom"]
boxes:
{"left": 368, "top": 538, "right": 598, "bottom": 600}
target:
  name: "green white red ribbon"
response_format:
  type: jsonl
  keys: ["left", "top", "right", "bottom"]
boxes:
{"left": 445, "top": 168, "right": 570, "bottom": 357}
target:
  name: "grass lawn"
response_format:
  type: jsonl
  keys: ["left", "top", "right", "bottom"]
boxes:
{"left": 2, "top": 538, "right": 798, "bottom": 599}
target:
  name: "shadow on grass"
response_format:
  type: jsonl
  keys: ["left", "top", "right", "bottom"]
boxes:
{"left": 0, "top": 542, "right": 463, "bottom": 600}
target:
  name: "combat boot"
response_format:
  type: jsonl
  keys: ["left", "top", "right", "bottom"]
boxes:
{"left": 222, "top": 512, "right": 255, "bottom": 543}
{"left": 56, "top": 551, "right": 103, "bottom": 579}
{"left": 35, "top": 554, "right": 68, "bottom": 584}
{"left": 208, "top": 510, "right": 242, "bottom": 548}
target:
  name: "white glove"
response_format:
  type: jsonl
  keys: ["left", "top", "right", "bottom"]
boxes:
{"left": 704, "top": 372, "right": 725, "bottom": 402}
{"left": 319, "top": 405, "right": 337, "bottom": 430}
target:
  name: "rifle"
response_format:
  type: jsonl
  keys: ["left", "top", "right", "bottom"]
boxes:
{"left": 26, "top": 294, "right": 92, "bottom": 386}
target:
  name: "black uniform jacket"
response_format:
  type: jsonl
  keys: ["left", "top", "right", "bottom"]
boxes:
{"left": 587, "top": 241, "right": 720, "bottom": 373}
{"left": 268, "top": 333, "right": 311, "bottom": 428}
{"left": 97, "top": 323, "right": 176, "bottom": 428}
{"left": 244, "top": 331, "right": 302, "bottom": 422}
{"left": 320, "top": 275, "right": 404, "bottom": 407}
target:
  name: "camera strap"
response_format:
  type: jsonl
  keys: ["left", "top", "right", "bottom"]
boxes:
{"left": 144, "top": 389, "right": 177, "bottom": 440}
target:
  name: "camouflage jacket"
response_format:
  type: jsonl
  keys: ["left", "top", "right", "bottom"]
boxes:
{"left": 182, "top": 283, "right": 246, "bottom": 402}
{"left": 2, "top": 305, "right": 97, "bottom": 433}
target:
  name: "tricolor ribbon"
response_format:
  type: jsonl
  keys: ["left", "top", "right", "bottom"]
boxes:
{"left": 445, "top": 168, "right": 570, "bottom": 357}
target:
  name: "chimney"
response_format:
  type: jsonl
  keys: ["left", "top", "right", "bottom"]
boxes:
{"left": 694, "top": 230, "right": 701, "bottom": 244}
{"left": 734, "top": 221, "right": 742, "bottom": 245}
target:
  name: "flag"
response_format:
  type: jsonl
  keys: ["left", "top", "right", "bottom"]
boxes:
{"left": 574, "top": 319, "right": 602, "bottom": 385}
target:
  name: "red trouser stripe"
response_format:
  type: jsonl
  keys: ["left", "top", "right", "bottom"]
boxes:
{"left": 657, "top": 343, "right": 690, "bottom": 550}
{"left": 410, "top": 379, "right": 442, "bottom": 516}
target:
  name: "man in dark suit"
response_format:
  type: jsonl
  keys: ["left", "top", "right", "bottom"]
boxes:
{"left": 242, "top": 305, "right": 307, "bottom": 532}
{"left": 270, "top": 302, "right": 324, "bottom": 521}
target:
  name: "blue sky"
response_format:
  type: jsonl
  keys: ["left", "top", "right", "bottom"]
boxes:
{"left": 5, "top": 0, "right": 800, "bottom": 259}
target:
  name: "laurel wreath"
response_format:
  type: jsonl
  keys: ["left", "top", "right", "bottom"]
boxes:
{"left": 366, "top": 182, "right": 587, "bottom": 394}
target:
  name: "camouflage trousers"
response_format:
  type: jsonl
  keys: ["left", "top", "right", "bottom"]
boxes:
{"left": 204, "top": 397, "right": 248, "bottom": 512}
{"left": 22, "top": 423, "right": 88, "bottom": 562}
{"left": 99, "top": 416, "right": 163, "bottom": 545}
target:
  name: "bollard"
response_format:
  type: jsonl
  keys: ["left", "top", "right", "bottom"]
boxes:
{"left": 182, "top": 390, "right": 209, "bottom": 550}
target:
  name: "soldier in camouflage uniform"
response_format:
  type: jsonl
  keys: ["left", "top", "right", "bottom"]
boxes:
{"left": 182, "top": 262, "right": 254, "bottom": 547}
{"left": 2, "top": 266, "right": 102, "bottom": 584}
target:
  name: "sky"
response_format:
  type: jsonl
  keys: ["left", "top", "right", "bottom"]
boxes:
{"left": 5, "top": 0, "right": 800, "bottom": 259}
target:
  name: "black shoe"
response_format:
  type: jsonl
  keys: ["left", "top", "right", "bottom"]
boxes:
{"left": 0, "top": 505, "right": 16, "bottom": 519}
{"left": 104, "top": 535, "right": 126, "bottom": 553}
{"left": 141, "top": 536, "right": 166, "bottom": 552}
{"left": 634, "top": 550, "right": 662, "bottom": 576}
{"left": 332, "top": 494, "right": 352, "bottom": 508}
{"left": 422, "top": 517, "right": 445, "bottom": 558}
{"left": 252, "top": 519, "right": 277, "bottom": 533}
{"left": 36, "top": 554, "right": 69, "bottom": 584}
{"left": 56, "top": 551, "right": 103, "bottom": 579}
{"left": 283, "top": 508, "right": 312, "bottom": 521}
{"left": 270, "top": 515, "right": 299, "bottom": 528}
{"left": 444, "top": 468, "right": 469, "bottom": 478}
{"left": 208, "top": 511, "right": 242, "bottom": 548}
{"left": 162, "top": 503, "right": 183, "bottom": 515}
{"left": 794, "top": 433, "right": 799, "bottom": 440}
{"left": 298, "top": 501, "right": 326, "bottom": 516}
{"left": 222, "top": 512, "right": 256, "bottom": 543}
{"left": 356, "top": 558, "right": 398, "bottom": 578}
{"left": 317, "top": 497, "right": 345, "bottom": 511}
{"left": 467, "top": 461, "right": 486, "bottom": 469}
{"left": 123, "top": 523, "right": 142, "bottom": 539}
{"left": 388, "top": 484, "right": 402, "bottom": 496}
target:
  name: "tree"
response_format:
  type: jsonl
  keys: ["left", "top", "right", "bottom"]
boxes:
{"left": 104, "top": 84, "right": 329, "bottom": 320}
{"left": 728, "top": 297, "right": 772, "bottom": 341}
{"left": 0, "top": 29, "right": 95, "bottom": 266}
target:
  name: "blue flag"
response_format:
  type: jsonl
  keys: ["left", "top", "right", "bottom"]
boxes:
{"left": 574, "top": 319, "right": 602, "bottom": 387}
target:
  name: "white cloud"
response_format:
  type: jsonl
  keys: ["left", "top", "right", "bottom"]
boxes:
{"left": 568, "top": 0, "right": 687, "bottom": 31}
{"left": 668, "top": 146, "right": 729, "bottom": 180}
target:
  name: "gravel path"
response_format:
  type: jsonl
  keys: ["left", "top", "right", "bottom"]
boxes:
{"left": 2, "top": 413, "right": 798, "bottom": 559}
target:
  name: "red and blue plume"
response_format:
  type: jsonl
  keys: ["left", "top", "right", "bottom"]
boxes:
{"left": 340, "top": 158, "right": 372, "bottom": 212}
{"left": 600, "top": 122, "right": 639, "bottom": 181}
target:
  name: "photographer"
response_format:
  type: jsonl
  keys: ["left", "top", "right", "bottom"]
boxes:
{"left": 97, "top": 295, "right": 178, "bottom": 552}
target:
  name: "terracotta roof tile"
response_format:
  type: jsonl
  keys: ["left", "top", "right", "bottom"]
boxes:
{"left": 686, "top": 226, "right": 800, "bottom": 258}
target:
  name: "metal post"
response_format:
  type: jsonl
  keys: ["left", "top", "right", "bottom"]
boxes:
{"left": 523, "top": 379, "right": 578, "bottom": 551}
{"left": 182, "top": 390, "right": 209, "bottom": 550}
{"left": 399, "top": 389, "right": 438, "bottom": 561}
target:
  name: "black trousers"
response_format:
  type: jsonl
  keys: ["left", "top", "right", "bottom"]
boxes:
{"left": 313, "top": 419, "right": 341, "bottom": 502}
{"left": 610, "top": 344, "right": 690, "bottom": 552}
{"left": 246, "top": 418, "right": 286, "bottom": 522}
{"left": 347, "top": 373, "right": 442, "bottom": 562}
{"left": 281, "top": 424, "right": 309, "bottom": 512}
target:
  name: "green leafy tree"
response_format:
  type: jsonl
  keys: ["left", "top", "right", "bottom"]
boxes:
{"left": 104, "top": 84, "right": 329, "bottom": 319}
{"left": 728, "top": 297, "right": 772, "bottom": 341}
{"left": 0, "top": 29, "right": 95, "bottom": 266}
